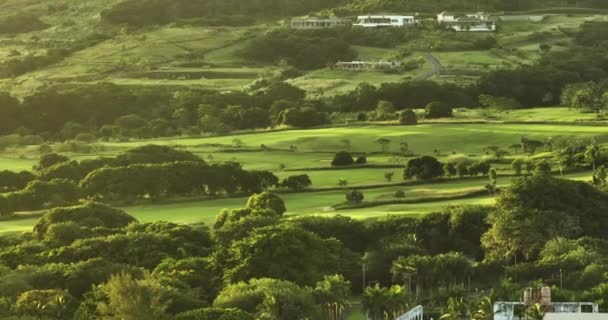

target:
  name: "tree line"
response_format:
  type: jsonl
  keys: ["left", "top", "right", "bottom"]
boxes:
{"left": 0, "top": 145, "right": 317, "bottom": 216}
{"left": 100, "top": 0, "right": 348, "bottom": 27}
{"left": 3, "top": 172, "right": 608, "bottom": 318}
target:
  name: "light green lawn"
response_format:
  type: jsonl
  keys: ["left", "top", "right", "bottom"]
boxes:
{"left": 289, "top": 53, "right": 432, "bottom": 96}
{"left": 0, "top": 158, "right": 35, "bottom": 172}
{"left": 433, "top": 51, "right": 505, "bottom": 70}
{"left": 100, "top": 123, "right": 608, "bottom": 157}
{"left": 449, "top": 107, "right": 602, "bottom": 122}
{"left": 352, "top": 46, "right": 397, "bottom": 60}
{"left": 0, "top": 171, "right": 591, "bottom": 234}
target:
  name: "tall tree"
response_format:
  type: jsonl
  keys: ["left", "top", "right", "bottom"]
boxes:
{"left": 97, "top": 272, "right": 170, "bottom": 320}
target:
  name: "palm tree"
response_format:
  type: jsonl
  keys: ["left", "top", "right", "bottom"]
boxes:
{"left": 472, "top": 296, "right": 494, "bottom": 320}
{"left": 440, "top": 297, "right": 469, "bottom": 320}
{"left": 391, "top": 258, "right": 416, "bottom": 300}
{"left": 586, "top": 138, "right": 601, "bottom": 171}
{"left": 314, "top": 275, "right": 351, "bottom": 320}
{"left": 526, "top": 303, "right": 546, "bottom": 320}
{"left": 386, "top": 285, "right": 409, "bottom": 319}
{"left": 256, "top": 293, "right": 279, "bottom": 320}
{"left": 362, "top": 284, "right": 389, "bottom": 320}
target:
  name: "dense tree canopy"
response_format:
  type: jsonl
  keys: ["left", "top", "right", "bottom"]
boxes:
{"left": 483, "top": 175, "right": 608, "bottom": 261}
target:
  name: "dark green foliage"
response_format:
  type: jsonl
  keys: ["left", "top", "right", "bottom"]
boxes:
{"left": 425, "top": 102, "right": 453, "bottom": 119}
{"left": 575, "top": 21, "right": 608, "bottom": 46}
{"left": 334, "top": 81, "right": 475, "bottom": 112}
{"left": 281, "top": 174, "right": 312, "bottom": 191}
{"left": 0, "top": 14, "right": 49, "bottom": 34}
{"left": 47, "top": 231, "right": 207, "bottom": 269}
{"left": 241, "top": 29, "right": 355, "bottom": 69}
{"left": 280, "top": 107, "right": 329, "bottom": 128}
{"left": 483, "top": 175, "right": 608, "bottom": 261}
{"left": 81, "top": 161, "right": 275, "bottom": 200}
{"left": 332, "top": 151, "right": 355, "bottom": 166}
{"left": 468, "top": 161, "right": 491, "bottom": 176}
{"left": 0, "top": 93, "right": 20, "bottom": 134}
{"left": 444, "top": 163, "right": 457, "bottom": 177}
{"left": 0, "top": 179, "right": 81, "bottom": 214}
{"left": 214, "top": 278, "right": 318, "bottom": 319}
{"left": 223, "top": 225, "right": 351, "bottom": 286}
{"left": 0, "top": 170, "right": 36, "bottom": 192}
{"left": 404, "top": 156, "right": 444, "bottom": 180}
{"left": 534, "top": 159, "right": 552, "bottom": 175}
{"left": 290, "top": 215, "right": 369, "bottom": 253}
{"left": 213, "top": 208, "right": 280, "bottom": 244}
{"left": 246, "top": 192, "right": 286, "bottom": 216}
{"left": 114, "top": 145, "right": 203, "bottom": 166}
{"left": 102, "top": 0, "right": 345, "bottom": 26}
{"left": 34, "top": 202, "right": 136, "bottom": 238}
{"left": 175, "top": 307, "right": 253, "bottom": 320}
{"left": 399, "top": 109, "right": 418, "bottom": 125}
{"left": 154, "top": 257, "right": 221, "bottom": 305}
{"left": 35, "top": 153, "right": 70, "bottom": 172}
{"left": 447, "top": 206, "right": 490, "bottom": 259}
{"left": 345, "top": 190, "right": 364, "bottom": 204}
{"left": 356, "top": 155, "right": 368, "bottom": 164}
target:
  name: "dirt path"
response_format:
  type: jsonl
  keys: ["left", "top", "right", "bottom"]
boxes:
{"left": 415, "top": 53, "right": 443, "bottom": 80}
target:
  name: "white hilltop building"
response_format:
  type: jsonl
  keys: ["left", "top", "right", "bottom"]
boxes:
{"left": 353, "top": 14, "right": 417, "bottom": 27}
{"left": 334, "top": 60, "right": 403, "bottom": 71}
{"left": 437, "top": 11, "right": 496, "bottom": 31}
{"left": 290, "top": 17, "right": 350, "bottom": 29}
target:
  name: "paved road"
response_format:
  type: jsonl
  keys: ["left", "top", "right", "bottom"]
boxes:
{"left": 415, "top": 53, "right": 443, "bottom": 80}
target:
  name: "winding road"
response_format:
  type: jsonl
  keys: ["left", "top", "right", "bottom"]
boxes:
{"left": 415, "top": 53, "right": 444, "bottom": 80}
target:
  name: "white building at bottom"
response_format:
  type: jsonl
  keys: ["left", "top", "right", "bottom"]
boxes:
{"left": 494, "top": 287, "right": 601, "bottom": 320}
{"left": 544, "top": 314, "right": 608, "bottom": 320}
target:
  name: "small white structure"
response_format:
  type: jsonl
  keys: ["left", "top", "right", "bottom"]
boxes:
{"left": 335, "top": 60, "right": 403, "bottom": 71}
{"left": 354, "top": 15, "right": 416, "bottom": 27}
{"left": 395, "top": 305, "right": 423, "bottom": 320}
{"left": 437, "top": 11, "right": 496, "bottom": 32}
{"left": 290, "top": 17, "right": 350, "bottom": 29}
{"left": 495, "top": 287, "right": 600, "bottom": 320}
{"left": 544, "top": 314, "right": 608, "bottom": 320}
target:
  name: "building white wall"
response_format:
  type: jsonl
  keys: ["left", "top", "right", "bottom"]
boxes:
{"left": 450, "top": 23, "right": 496, "bottom": 32}
{"left": 437, "top": 13, "right": 457, "bottom": 22}
{"left": 354, "top": 15, "right": 416, "bottom": 27}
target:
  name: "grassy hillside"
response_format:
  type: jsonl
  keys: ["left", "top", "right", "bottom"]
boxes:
{"left": 0, "top": 0, "right": 605, "bottom": 98}
{"left": 0, "top": 108, "right": 602, "bottom": 233}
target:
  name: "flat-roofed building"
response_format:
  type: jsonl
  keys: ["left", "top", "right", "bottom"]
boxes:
{"left": 437, "top": 11, "right": 496, "bottom": 31}
{"left": 290, "top": 17, "right": 350, "bottom": 29}
{"left": 335, "top": 60, "right": 403, "bottom": 71}
{"left": 353, "top": 15, "right": 416, "bottom": 27}
{"left": 544, "top": 314, "right": 608, "bottom": 320}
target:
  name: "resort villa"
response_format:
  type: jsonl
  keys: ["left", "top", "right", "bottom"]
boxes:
{"left": 437, "top": 11, "right": 496, "bottom": 31}
{"left": 353, "top": 15, "right": 417, "bottom": 27}
{"left": 290, "top": 17, "right": 350, "bottom": 29}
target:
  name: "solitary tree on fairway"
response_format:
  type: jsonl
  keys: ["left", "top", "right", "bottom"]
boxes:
{"left": 376, "top": 138, "right": 391, "bottom": 153}
{"left": 384, "top": 172, "right": 395, "bottom": 182}
{"left": 332, "top": 151, "right": 354, "bottom": 166}
{"left": 399, "top": 109, "right": 418, "bottom": 125}
{"left": 404, "top": 156, "right": 444, "bottom": 181}
{"left": 511, "top": 158, "right": 524, "bottom": 175}
{"left": 346, "top": 190, "right": 364, "bottom": 204}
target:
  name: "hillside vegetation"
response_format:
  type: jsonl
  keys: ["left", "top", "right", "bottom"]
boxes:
{"left": 2, "top": 1, "right": 608, "bottom": 320}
